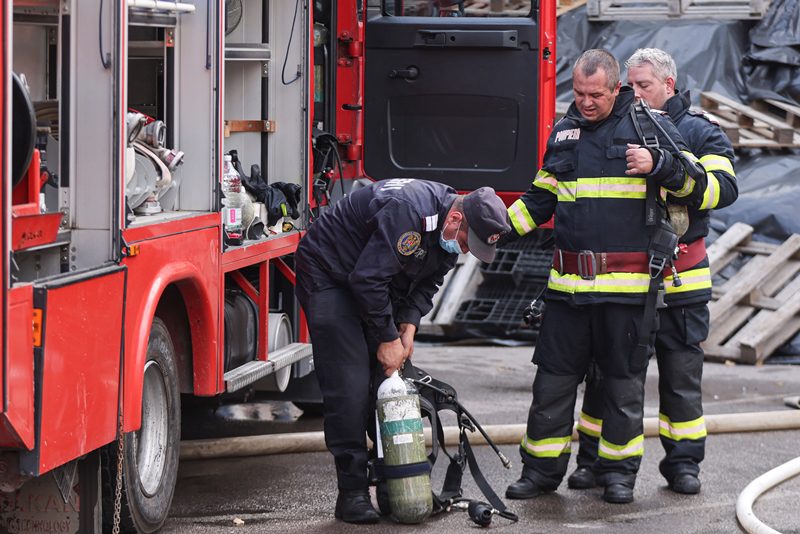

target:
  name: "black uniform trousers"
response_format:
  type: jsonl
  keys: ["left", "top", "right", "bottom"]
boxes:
{"left": 296, "top": 265, "right": 384, "bottom": 491}
{"left": 576, "top": 303, "right": 709, "bottom": 482}
{"left": 521, "top": 300, "right": 654, "bottom": 490}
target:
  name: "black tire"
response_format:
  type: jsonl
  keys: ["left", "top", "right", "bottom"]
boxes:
{"left": 102, "top": 317, "right": 181, "bottom": 533}
{"left": 12, "top": 72, "right": 36, "bottom": 188}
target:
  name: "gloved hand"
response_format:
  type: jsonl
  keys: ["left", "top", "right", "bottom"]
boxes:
{"left": 273, "top": 181, "right": 302, "bottom": 219}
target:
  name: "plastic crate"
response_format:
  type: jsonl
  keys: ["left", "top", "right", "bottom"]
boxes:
{"left": 454, "top": 282, "right": 546, "bottom": 339}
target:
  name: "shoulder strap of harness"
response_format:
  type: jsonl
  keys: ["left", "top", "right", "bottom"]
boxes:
{"left": 628, "top": 102, "right": 679, "bottom": 370}
{"left": 402, "top": 362, "right": 518, "bottom": 524}
{"left": 630, "top": 102, "right": 663, "bottom": 228}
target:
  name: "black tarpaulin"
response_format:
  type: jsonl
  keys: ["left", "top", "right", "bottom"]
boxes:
{"left": 555, "top": 9, "right": 753, "bottom": 105}
{"left": 742, "top": 0, "right": 800, "bottom": 104}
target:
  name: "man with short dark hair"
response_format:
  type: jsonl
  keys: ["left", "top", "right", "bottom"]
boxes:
{"left": 295, "top": 179, "right": 510, "bottom": 523}
{"left": 504, "top": 49, "right": 702, "bottom": 504}
{"left": 568, "top": 47, "right": 737, "bottom": 496}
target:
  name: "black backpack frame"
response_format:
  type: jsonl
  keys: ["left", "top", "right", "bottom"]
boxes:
{"left": 370, "top": 362, "right": 518, "bottom": 526}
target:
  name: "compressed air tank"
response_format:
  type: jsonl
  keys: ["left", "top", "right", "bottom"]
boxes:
{"left": 376, "top": 372, "right": 433, "bottom": 524}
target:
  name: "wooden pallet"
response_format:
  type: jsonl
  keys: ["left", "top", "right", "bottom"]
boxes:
{"left": 703, "top": 222, "right": 800, "bottom": 364}
{"left": 587, "top": 0, "right": 769, "bottom": 19}
{"left": 463, "top": 0, "right": 586, "bottom": 16}
{"left": 699, "top": 92, "right": 800, "bottom": 148}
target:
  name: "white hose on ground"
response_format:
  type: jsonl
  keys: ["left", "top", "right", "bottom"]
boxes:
{"left": 180, "top": 409, "right": 800, "bottom": 461}
{"left": 736, "top": 456, "right": 800, "bottom": 534}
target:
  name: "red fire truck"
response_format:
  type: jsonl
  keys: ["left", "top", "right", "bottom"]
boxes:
{"left": 1, "top": 0, "right": 554, "bottom": 531}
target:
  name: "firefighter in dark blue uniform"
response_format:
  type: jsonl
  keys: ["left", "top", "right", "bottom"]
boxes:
{"left": 504, "top": 49, "right": 701, "bottom": 505}
{"left": 568, "top": 48, "right": 738, "bottom": 496}
{"left": 295, "top": 179, "right": 510, "bottom": 523}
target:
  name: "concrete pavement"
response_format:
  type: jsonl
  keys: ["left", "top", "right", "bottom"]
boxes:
{"left": 165, "top": 344, "right": 800, "bottom": 533}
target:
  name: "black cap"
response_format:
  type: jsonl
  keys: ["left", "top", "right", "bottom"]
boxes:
{"left": 462, "top": 187, "right": 512, "bottom": 263}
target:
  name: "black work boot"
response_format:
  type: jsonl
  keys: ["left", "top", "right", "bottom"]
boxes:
{"left": 668, "top": 473, "right": 701, "bottom": 495}
{"left": 602, "top": 483, "right": 634, "bottom": 504}
{"left": 334, "top": 489, "right": 380, "bottom": 524}
{"left": 506, "top": 473, "right": 552, "bottom": 500}
{"left": 567, "top": 467, "right": 596, "bottom": 489}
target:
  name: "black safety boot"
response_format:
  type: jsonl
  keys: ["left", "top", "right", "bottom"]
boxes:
{"left": 334, "top": 490, "right": 380, "bottom": 524}
{"left": 668, "top": 473, "right": 701, "bottom": 495}
{"left": 567, "top": 467, "right": 596, "bottom": 489}
{"left": 602, "top": 483, "right": 634, "bottom": 504}
{"left": 506, "top": 476, "right": 550, "bottom": 500}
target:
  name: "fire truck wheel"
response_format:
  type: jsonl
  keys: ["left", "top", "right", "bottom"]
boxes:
{"left": 102, "top": 317, "right": 181, "bottom": 533}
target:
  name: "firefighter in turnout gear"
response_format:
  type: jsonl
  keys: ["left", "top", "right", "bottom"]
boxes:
{"left": 569, "top": 48, "right": 738, "bottom": 496}
{"left": 504, "top": 49, "right": 701, "bottom": 505}
{"left": 295, "top": 179, "right": 510, "bottom": 524}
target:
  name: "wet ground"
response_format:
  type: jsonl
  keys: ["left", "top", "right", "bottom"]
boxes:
{"left": 165, "top": 344, "right": 800, "bottom": 533}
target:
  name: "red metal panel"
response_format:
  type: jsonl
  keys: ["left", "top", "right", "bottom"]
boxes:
{"left": 220, "top": 232, "right": 301, "bottom": 271}
{"left": 1, "top": 285, "right": 34, "bottom": 450}
{"left": 1, "top": 0, "right": 7, "bottom": 434}
{"left": 123, "top": 212, "right": 219, "bottom": 243}
{"left": 35, "top": 270, "right": 125, "bottom": 474}
{"left": 335, "top": 0, "right": 365, "bottom": 180}
{"left": 122, "top": 226, "right": 220, "bottom": 431}
{"left": 10, "top": 211, "right": 63, "bottom": 251}
{"left": 538, "top": 0, "right": 557, "bottom": 167}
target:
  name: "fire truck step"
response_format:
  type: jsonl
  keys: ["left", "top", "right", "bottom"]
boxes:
{"left": 224, "top": 342, "right": 313, "bottom": 392}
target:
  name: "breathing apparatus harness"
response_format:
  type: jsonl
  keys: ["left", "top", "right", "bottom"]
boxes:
{"left": 628, "top": 100, "right": 706, "bottom": 366}
{"left": 370, "top": 361, "right": 519, "bottom": 527}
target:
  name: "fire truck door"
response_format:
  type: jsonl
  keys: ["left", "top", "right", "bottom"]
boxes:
{"left": 363, "top": 7, "right": 541, "bottom": 193}
{"left": 21, "top": 265, "right": 126, "bottom": 476}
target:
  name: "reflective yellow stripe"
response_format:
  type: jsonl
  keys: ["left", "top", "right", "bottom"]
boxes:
{"left": 698, "top": 154, "right": 734, "bottom": 209}
{"left": 699, "top": 173, "right": 721, "bottom": 210}
{"left": 665, "top": 267, "right": 712, "bottom": 294}
{"left": 598, "top": 435, "right": 644, "bottom": 460}
{"left": 508, "top": 199, "right": 537, "bottom": 236}
{"left": 577, "top": 412, "right": 603, "bottom": 438}
{"left": 548, "top": 269, "right": 651, "bottom": 294}
{"left": 555, "top": 177, "right": 647, "bottom": 202}
{"left": 658, "top": 413, "right": 707, "bottom": 441}
{"left": 699, "top": 154, "right": 735, "bottom": 176}
{"left": 521, "top": 434, "right": 572, "bottom": 458}
{"left": 670, "top": 151, "right": 698, "bottom": 198}
{"left": 534, "top": 170, "right": 558, "bottom": 195}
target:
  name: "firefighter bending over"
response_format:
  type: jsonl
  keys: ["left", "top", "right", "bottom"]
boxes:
{"left": 295, "top": 179, "right": 510, "bottom": 523}
{"left": 503, "top": 49, "right": 701, "bottom": 505}
{"left": 569, "top": 48, "right": 737, "bottom": 496}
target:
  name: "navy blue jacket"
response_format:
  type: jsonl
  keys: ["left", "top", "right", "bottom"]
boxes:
{"left": 295, "top": 179, "right": 458, "bottom": 342}
{"left": 662, "top": 90, "right": 738, "bottom": 306}
{"left": 507, "top": 86, "right": 694, "bottom": 306}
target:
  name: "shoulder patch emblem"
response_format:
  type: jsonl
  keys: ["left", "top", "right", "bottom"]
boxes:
{"left": 689, "top": 109, "right": 719, "bottom": 126}
{"left": 397, "top": 231, "right": 422, "bottom": 256}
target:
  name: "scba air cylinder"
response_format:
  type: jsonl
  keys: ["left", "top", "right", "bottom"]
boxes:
{"left": 376, "top": 371, "right": 433, "bottom": 524}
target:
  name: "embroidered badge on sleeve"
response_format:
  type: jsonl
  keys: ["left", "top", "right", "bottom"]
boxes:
{"left": 397, "top": 231, "right": 422, "bottom": 256}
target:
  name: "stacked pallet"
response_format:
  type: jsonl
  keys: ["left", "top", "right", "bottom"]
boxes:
{"left": 463, "top": 0, "right": 587, "bottom": 17}
{"left": 586, "top": 0, "right": 769, "bottom": 19}
{"left": 704, "top": 222, "right": 800, "bottom": 364}
{"left": 699, "top": 92, "right": 800, "bottom": 149}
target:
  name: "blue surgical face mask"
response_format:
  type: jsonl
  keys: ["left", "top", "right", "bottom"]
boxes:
{"left": 439, "top": 221, "right": 462, "bottom": 255}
